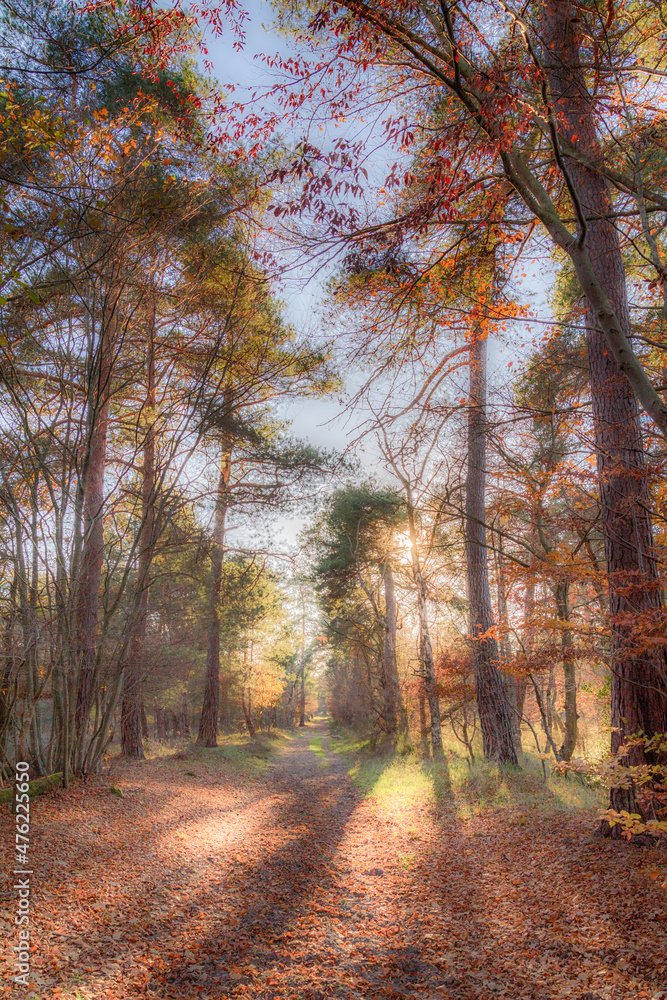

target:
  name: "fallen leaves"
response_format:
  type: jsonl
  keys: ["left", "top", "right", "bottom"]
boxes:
{"left": 0, "top": 727, "right": 666, "bottom": 1000}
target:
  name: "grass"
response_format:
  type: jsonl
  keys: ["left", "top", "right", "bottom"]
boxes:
{"left": 115, "top": 729, "right": 294, "bottom": 780}
{"left": 189, "top": 730, "right": 291, "bottom": 776}
{"left": 327, "top": 723, "right": 605, "bottom": 821}
{"left": 308, "top": 736, "right": 329, "bottom": 768}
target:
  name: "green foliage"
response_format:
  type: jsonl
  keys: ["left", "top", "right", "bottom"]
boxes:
{"left": 312, "top": 483, "right": 406, "bottom": 586}
{"left": 515, "top": 322, "right": 588, "bottom": 423}
{"left": 308, "top": 735, "right": 329, "bottom": 768}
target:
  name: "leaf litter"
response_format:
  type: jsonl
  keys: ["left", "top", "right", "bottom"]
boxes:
{"left": 1, "top": 723, "right": 666, "bottom": 1000}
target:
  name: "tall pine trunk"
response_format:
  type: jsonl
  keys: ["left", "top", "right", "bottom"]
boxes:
{"left": 382, "top": 560, "right": 402, "bottom": 734}
{"left": 197, "top": 434, "right": 232, "bottom": 747}
{"left": 121, "top": 304, "right": 157, "bottom": 758}
{"left": 418, "top": 687, "right": 430, "bottom": 760}
{"left": 299, "top": 598, "right": 306, "bottom": 727}
{"left": 299, "top": 659, "right": 306, "bottom": 727}
{"left": 465, "top": 334, "right": 518, "bottom": 764}
{"left": 74, "top": 292, "right": 117, "bottom": 765}
{"left": 542, "top": 0, "right": 667, "bottom": 824}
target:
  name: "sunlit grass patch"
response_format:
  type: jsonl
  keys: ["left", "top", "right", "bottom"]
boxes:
{"left": 328, "top": 724, "right": 605, "bottom": 820}
{"left": 185, "top": 730, "right": 289, "bottom": 775}
{"left": 328, "top": 725, "right": 432, "bottom": 804}
{"left": 348, "top": 753, "right": 433, "bottom": 804}
{"left": 309, "top": 736, "right": 329, "bottom": 768}
{"left": 438, "top": 750, "right": 605, "bottom": 819}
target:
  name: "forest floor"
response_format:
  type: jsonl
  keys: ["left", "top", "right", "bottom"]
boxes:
{"left": 1, "top": 721, "right": 667, "bottom": 1000}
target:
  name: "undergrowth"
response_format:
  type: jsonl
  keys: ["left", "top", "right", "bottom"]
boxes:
{"left": 327, "top": 722, "right": 605, "bottom": 820}
{"left": 130, "top": 729, "right": 293, "bottom": 778}
{"left": 191, "top": 730, "right": 291, "bottom": 774}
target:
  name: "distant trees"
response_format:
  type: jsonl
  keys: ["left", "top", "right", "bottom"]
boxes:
{"left": 0, "top": 3, "right": 336, "bottom": 774}
{"left": 310, "top": 486, "right": 406, "bottom": 736}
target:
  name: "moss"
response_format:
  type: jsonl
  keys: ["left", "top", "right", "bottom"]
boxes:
{"left": 0, "top": 772, "right": 67, "bottom": 805}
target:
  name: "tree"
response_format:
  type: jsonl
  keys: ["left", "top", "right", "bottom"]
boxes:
{"left": 310, "top": 485, "right": 406, "bottom": 735}
{"left": 466, "top": 329, "right": 518, "bottom": 764}
{"left": 273, "top": 0, "right": 667, "bottom": 828}
{"left": 193, "top": 332, "right": 336, "bottom": 747}
{"left": 0, "top": 3, "right": 331, "bottom": 773}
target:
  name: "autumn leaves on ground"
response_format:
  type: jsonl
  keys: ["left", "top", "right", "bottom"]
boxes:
{"left": 2, "top": 721, "right": 666, "bottom": 1000}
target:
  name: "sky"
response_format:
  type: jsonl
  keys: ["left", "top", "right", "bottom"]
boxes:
{"left": 196, "top": 3, "right": 553, "bottom": 549}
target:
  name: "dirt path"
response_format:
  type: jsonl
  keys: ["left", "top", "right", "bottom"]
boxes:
{"left": 1, "top": 723, "right": 667, "bottom": 999}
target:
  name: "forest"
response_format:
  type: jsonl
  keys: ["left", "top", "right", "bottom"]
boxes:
{"left": 1, "top": 0, "right": 667, "bottom": 997}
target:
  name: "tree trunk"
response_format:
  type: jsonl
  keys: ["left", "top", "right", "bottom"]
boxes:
{"left": 554, "top": 579, "right": 578, "bottom": 761}
{"left": 197, "top": 434, "right": 232, "bottom": 747}
{"left": 518, "top": 530, "right": 539, "bottom": 738}
{"left": 382, "top": 560, "right": 402, "bottom": 734}
{"left": 465, "top": 334, "right": 518, "bottom": 765}
{"left": 495, "top": 529, "right": 522, "bottom": 755}
{"left": 121, "top": 302, "right": 157, "bottom": 759}
{"left": 283, "top": 676, "right": 296, "bottom": 729}
{"left": 418, "top": 687, "right": 430, "bottom": 760}
{"left": 241, "top": 688, "right": 256, "bottom": 737}
{"left": 299, "top": 658, "right": 306, "bottom": 727}
{"left": 74, "top": 293, "right": 117, "bottom": 761}
{"left": 546, "top": 669, "right": 560, "bottom": 734}
{"left": 542, "top": 0, "right": 667, "bottom": 824}
{"left": 139, "top": 696, "right": 149, "bottom": 740}
{"left": 406, "top": 504, "right": 443, "bottom": 760}
{"left": 179, "top": 691, "right": 190, "bottom": 738}
{"left": 299, "top": 599, "right": 306, "bottom": 727}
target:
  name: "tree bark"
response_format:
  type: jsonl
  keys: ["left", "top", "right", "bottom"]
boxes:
{"left": 299, "top": 658, "right": 306, "bottom": 727}
{"left": 179, "top": 691, "right": 190, "bottom": 738}
{"left": 495, "top": 529, "right": 522, "bottom": 755}
{"left": 139, "top": 695, "right": 149, "bottom": 740}
{"left": 418, "top": 687, "right": 430, "bottom": 760}
{"left": 74, "top": 290, "right": 117, "bottom": 763}
{"left": 382, "top": 560, "right": 402, "bottom": 734}
{"left": 465, "top": 334, "right": 518, "bottom": 765}
{"left": 121, "top": 302, "right": 157, "bottom": 759}
{"left": 542, "top": 0, "right": 667, "bottom": 823}
{"left": 197, "top": 434, "right": 232, "bottom": 747}
{"left": 554, "top": 579, "right": 578, "bottom": 761}
{"left": 241, "top": 687, "right": 256, "bottom": 737}
{"left": 299, "top": 596, "right": 306, "bottom": 727}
